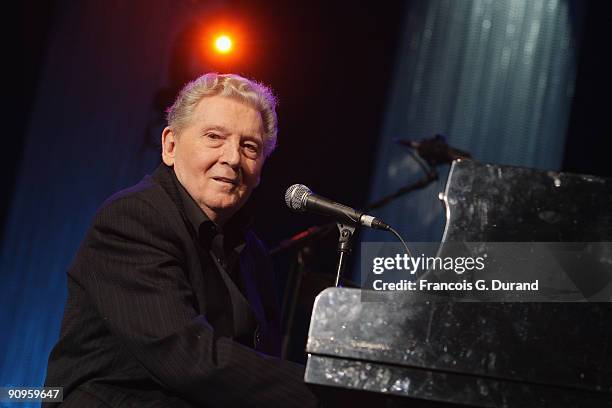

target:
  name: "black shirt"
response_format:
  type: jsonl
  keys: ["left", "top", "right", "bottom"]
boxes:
{"left": 174, "top": 173, "right": 249, "bottom": 293}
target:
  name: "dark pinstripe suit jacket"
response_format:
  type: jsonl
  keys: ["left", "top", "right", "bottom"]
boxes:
{"left": 43, "top": 164, "right": 318, "bottom": 408}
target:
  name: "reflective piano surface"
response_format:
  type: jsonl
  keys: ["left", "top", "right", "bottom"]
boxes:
{"left": 304, "top": 160, "right": 612, "bottom": 407}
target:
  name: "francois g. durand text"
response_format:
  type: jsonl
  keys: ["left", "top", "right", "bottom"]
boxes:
{"left": 371, "top": 279, "right": 539, "bottom": 291}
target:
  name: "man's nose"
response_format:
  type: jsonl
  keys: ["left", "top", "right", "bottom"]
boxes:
{"left": 220, "top": 138, "right": 241, "bottom": 168}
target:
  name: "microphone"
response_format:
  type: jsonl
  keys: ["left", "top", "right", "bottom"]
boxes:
{"left": 285, "top": 184, "right": 390, "bottom": 230}
{"left": 393, "top": 134, "right": 471, "bottom": 166}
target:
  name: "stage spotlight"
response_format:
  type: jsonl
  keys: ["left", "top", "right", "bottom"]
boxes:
{"left": 214, "top": 35, "right": 233, "bottom": 54}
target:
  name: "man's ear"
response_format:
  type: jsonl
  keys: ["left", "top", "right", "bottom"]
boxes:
{"left": 161, "top": 127, "right": 177, "bottom": 166}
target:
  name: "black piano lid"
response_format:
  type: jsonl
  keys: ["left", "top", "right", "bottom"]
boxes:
{"left": 305, "top": 161, "right": 612, "bottom": 407}
{"left": 439, "top": 160, "right": 612, "bottom": 243}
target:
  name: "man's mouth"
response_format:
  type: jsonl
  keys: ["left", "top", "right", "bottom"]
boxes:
{"left": 212, "top": 177, "right": 239, "bottom": 186}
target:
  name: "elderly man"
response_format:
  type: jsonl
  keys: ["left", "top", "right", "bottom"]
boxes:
{"left": 43, "top": 74, "right": 319, "bottom": 407}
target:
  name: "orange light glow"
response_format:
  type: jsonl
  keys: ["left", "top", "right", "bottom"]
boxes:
{"left": 197, "top": 18, "right": 248, "bottom": 68}
{"left": 214, "top": 34, "right": 233, "bottom": 54}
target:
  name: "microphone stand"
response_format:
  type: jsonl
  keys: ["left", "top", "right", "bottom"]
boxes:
{"left": 335, "top": 223, "right": 356, "bottom": 287}
{"left": 366, "top": 168, "right": 438, "bottom": 211}
{"left": 366, "top": 148, "right": 438, "bottom": 209}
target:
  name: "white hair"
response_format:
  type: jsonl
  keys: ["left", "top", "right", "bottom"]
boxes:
{"left": 166, "top": 73, "right": 278, "bottom": 157}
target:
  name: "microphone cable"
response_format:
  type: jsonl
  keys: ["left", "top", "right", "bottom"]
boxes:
{"left": 387, "top": 226, "right": 413, "bottom": 259}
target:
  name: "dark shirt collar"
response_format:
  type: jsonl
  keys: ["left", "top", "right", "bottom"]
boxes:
{"left": 172, "top": 168, "right": 251, "bottom": 250}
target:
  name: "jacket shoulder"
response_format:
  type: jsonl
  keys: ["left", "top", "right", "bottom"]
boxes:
{"left": 98, "top": 175, "right": 159, "bottom": 211}
{"left": 80, "top": 172, "right": 188, "bottom": 257}
{"left": 72, "top": 171, "right": 188, "bottom": 273}
{"left": 95, "top": 165, "right": 182, "bottom": 219}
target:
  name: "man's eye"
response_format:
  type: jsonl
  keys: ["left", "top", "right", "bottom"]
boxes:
{"left": 206, "top": 133, "right": 222, "bottom": 140}
{"left": 243, "top": 144, "right": 261, "bottom": 157}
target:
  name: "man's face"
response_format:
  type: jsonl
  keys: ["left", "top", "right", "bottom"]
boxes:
{"left": 162, "top": 95, "right": 266, "bottom": 225}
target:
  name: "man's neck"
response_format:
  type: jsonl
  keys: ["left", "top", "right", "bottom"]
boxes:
{"left": 197, "top": 203, "right": 231, "bottom": 228}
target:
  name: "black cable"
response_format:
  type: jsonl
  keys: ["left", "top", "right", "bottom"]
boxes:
{"left": 388, "top": 226, "right": 413, "bottom": 258}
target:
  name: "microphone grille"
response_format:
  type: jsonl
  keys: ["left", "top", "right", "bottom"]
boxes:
{"left": 285, "top": 184, "right": 311, "bottom": 211}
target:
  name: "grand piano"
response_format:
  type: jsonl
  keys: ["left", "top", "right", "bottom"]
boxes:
{"left": 304, "top": 160, "right": 612, "bottom": 407}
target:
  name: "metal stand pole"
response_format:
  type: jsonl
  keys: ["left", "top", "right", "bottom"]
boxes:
{"left": 334, "top": 223, "right": 356, "bottom": 287}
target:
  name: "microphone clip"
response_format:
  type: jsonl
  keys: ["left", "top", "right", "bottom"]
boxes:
{"left": 335, "top": 222, "right": 357, "bottom": 287}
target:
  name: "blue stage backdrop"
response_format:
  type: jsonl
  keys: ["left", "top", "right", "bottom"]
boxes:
{"left": 360, "top": 0, "right": 585, "bottom": 253}
{"left": 0, "top": 0, "right": 220, "bottom": 401}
